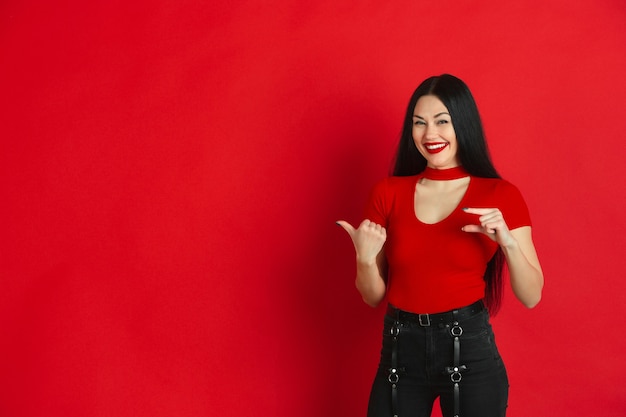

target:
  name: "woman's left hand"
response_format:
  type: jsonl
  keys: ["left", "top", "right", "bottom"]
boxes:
{"left": 461, "top": 207, "right": 516, "bottom": 248}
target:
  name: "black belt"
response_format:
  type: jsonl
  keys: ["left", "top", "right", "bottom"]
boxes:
{"left": 386, "top": 300, "right": 484, "bottom": 327}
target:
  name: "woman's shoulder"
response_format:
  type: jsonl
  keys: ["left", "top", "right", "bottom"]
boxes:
{"left": 371, "top": 175, "right": 417, "bottom": 192}
{"left": 472, "top": 177, "right": 523, "bottom": 201}
{"left": 366, "top": 175, "right": 417, "bottom": 205}
{"left": 365, "top": 175, "right": 418, "bottom": 223}
{"left": 379, "top": 174, "right": 419, "bottom": 185}
{"left": 470, "top": 176, "right": 531, "bottom": 226}
{"left": 471, "top": 176, "right": 521, "bottom": 193}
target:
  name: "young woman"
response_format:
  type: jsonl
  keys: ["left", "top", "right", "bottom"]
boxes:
{"left": 337, "top": 74, "right": 543, "bottom": 417}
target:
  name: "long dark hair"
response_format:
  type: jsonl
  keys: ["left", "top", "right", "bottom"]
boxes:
{"left": 392, "top": 74, "right": 505, "bottom": 315}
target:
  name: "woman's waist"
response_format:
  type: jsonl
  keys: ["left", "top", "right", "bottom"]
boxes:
{"left": 386, "top": 277, "right": 486, "bottom": 314}
{"left": 386, "top": 299, "right": 485, "bottom": 327}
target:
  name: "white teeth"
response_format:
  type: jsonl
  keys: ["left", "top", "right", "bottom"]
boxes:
{"left": 425, "top": 143, "right": 446, "bottom": 150}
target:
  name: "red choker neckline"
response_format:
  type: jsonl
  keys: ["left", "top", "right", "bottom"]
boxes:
{"left": 421, "top": 166, "right": 469, "bottom": 181}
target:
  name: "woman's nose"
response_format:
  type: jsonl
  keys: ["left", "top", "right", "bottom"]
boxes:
{"left": 425, "top": 124, "right": 438, "bottom": 138}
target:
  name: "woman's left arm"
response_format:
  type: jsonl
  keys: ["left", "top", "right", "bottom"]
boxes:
{"left": 463, "top": 208, "right": 544, "bottom": 308}
{"left": 501, "top": 226, "right": 543, "bottom": 308}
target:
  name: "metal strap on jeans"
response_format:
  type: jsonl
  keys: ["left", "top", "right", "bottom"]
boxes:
{"left": 388, "top": 321, "right": 401, "bottom": 417}
{"left": 445, "top": 311, "right": 467, "bottom": 417}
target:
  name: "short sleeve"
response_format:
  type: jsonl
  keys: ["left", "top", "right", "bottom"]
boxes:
{"left": 497, "top": 181, "right": 532, "bottom": 229}
{"left": 363, "top": 178, "right": 391, "bottom": 227}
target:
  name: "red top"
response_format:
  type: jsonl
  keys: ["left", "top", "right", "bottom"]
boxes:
{"left": 364, "top": 174, "right": 531, "bottom": 314}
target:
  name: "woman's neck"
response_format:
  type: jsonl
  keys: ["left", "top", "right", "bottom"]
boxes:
{"left": 421, "top": 166, "right": 469, "bottom": 181}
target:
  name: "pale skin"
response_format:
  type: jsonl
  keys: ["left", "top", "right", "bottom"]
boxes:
{"left": 337, "top": 95, "right": 543, "bottom": 310}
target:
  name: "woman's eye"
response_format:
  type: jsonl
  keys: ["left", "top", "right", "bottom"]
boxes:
{"left": 437, "top": 120, "right": 449, "bottom": 124}
{"left": 414, "top": 121, "right": 425, "bottom": 126}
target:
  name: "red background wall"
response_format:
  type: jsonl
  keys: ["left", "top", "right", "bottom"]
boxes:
{"left": 2, "top": 1, "right": 625, "bottom": 416}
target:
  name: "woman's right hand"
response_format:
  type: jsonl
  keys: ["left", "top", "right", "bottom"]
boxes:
{"left": 336, "top": 219, "right": 387, "bottom": 263}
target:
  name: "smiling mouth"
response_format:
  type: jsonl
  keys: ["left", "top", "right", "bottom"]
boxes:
{"left": 424, "top": 142, "right": 448, "bottom": 154}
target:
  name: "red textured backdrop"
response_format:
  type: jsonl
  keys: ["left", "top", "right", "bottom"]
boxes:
{"left": 1, "top": 1, "right": 626, "bottom": 416}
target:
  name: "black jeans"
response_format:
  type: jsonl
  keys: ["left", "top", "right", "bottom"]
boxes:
{"left": 367, "top": 305, "right": 509, "bottom": 417}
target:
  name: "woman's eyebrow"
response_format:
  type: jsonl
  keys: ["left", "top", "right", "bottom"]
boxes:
{"left": 412, "top": 112, "right": 450, "bottom": 119}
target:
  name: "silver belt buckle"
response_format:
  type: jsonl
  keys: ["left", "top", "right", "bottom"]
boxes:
{"left": 418, "top": 314, "right": 431, "bottom": 326}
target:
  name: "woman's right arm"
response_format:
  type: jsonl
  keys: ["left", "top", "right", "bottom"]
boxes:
{"left": 336, "top": 219, "right": 387, "bottom": 307}
{"left": 355, "top": 247, "right": 387, "bottom": 307}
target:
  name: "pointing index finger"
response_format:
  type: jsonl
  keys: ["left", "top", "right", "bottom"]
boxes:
{"left": 462, "top": 207, "right": 492, "bottom": 215}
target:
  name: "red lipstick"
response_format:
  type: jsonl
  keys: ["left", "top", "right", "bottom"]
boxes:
{"left": 424, "top": 142, "right": 448, "bottom": 154}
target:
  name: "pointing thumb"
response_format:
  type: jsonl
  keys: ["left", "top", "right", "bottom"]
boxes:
{"left": 335, "top": 220, "right": 355, "bottom": 237}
